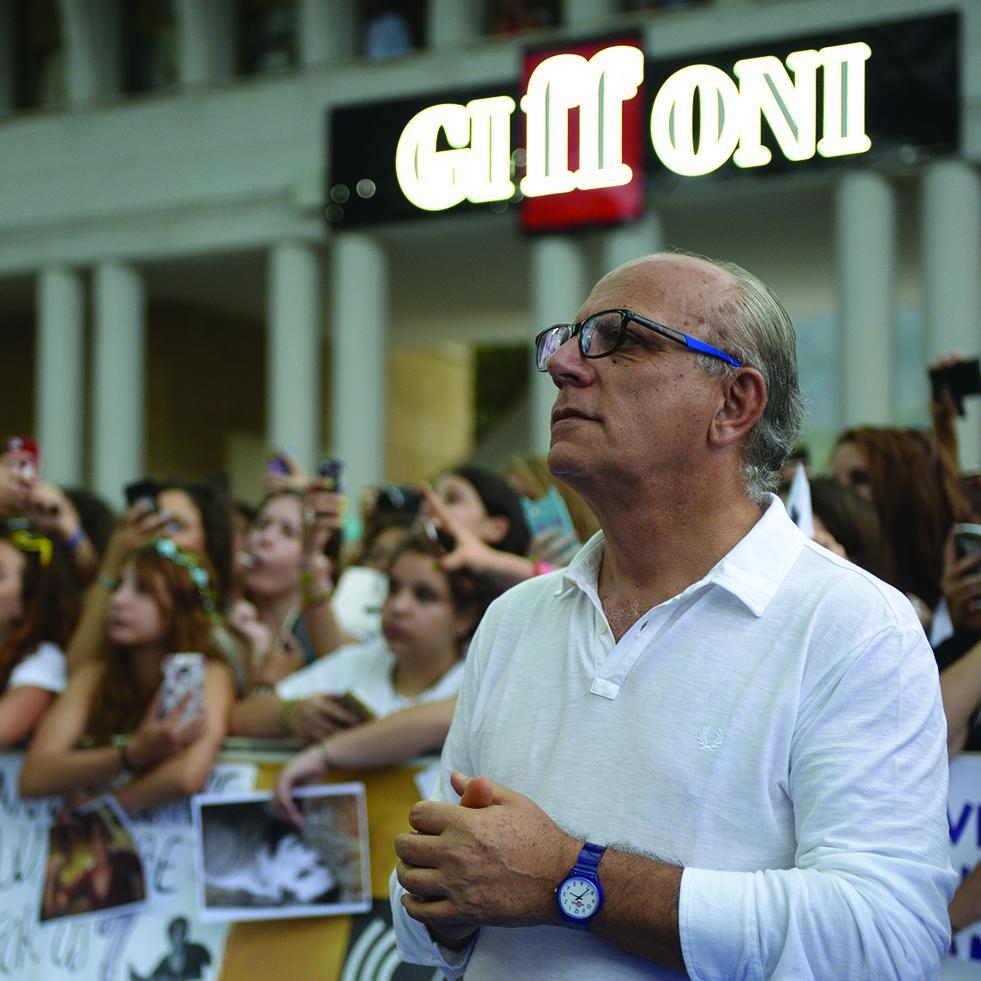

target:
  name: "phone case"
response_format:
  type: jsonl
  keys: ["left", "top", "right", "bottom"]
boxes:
{"left": 954, "top": 523, "right": 981, "bottom": 561}
{"left": 317, "top": 458, "right": 345, "bottom": 492}
{"left": 161, "top": 653, "right": 206, "bottom": 724}
{"left": 521, "top": 486, "right": 579, "bottom": 542}
{"left": 336, "top": 690, "right": 376, "bottom": 722}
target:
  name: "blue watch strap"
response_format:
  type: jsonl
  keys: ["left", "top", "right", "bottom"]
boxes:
{"left": 572, "top": 841, "right": 606, "bottom": 875}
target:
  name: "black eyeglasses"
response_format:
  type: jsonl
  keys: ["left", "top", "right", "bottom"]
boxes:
{"left": 534, "top": 308, "right": 742, "bottom": 372}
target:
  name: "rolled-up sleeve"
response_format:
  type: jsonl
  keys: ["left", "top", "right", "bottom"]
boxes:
{"left": 679, "top": 625, "right": 957, "bottom": 979}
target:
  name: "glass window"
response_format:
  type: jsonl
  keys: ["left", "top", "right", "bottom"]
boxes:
{"left": 475, "top": 344, "right": 529, "bottom": 444}
{"left": 122, "top": 0, "right": 179, "bottom": 94}
{"left": 12, "top": 0, "right": 64, "bottom": 110}
{"left": 358, "top": 0, "right": 424, "bottom": 61}
{"left": 486, "top": 0, "right": 559, "bottom": 36}
{"left": 236, "top": 0, "right": 298, "bottom": 75}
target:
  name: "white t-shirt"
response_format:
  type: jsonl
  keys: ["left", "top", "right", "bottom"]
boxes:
{"left": 7, "top": 642, "right": 67, "bottom": 693}
{"left": 275, "top": 635, "right": 463, "bottom": 719}
{"left": 392, "top": 495, "right": 955, "bottom": 980}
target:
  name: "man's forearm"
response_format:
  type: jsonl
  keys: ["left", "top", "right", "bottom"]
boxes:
{"left": 590, "top": 851, "right": 685, "bottom": 971}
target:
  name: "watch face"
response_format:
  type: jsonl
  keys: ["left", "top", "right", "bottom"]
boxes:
{"left": 558, "top": 876, "right": 601, "bottom": 920}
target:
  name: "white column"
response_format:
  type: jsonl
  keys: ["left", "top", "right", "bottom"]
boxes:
{"left": 35, "top": 267, "right": 86, "bottom": 486}
{"left": 834, "top": 171, "right": 898, "bottom": 428}
{"left": 330, "top": 234, "right": 387, "bottom": 498}
{"left": 299, "top": 0, "right": 356, "bottom": 65}
{"left": 529, "top": 237, "right": 589, "bottom": 456}
{"left": 58, "top": 0, "right": 122, "bottom": 105}
{"left": 922, "top": 161, "right": 981, "bottom": 467}
{"left": 92, "top": 261, "right": 145, "bottom": 505}
{"left": 563, "top": 0, "right": 617, "bottom": 27}
{"left": 176, "top": 0, "right": 233, "bottom": 87}
{"left": 599, "top": 211, "right": 665, "bottom": 279}
{"left": 267, "top": 242, "right": 323, "bottom": 471}
{"left": 428, "top": 0, "right": 479, "bottom": 46}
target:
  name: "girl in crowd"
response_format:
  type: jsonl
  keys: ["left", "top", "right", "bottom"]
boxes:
{"left": 0, "top": 525, "right": 80, "bottom": 746}
{"left": 422, "top": 465, "right": 533, "bottom": 586}
{"left": 20, "top": 542, "right": 233, "bottom": 813}
{"left": 272, "top": 465, "right": 542, "bottom": 816}
{"left": 231, "top": 531, "right": 497, "bottom": 743}
{"left": 237, "top": 484, "right": 345, "bottom": 684}
{"left": 807, "top": 475, "right": 886, "bottom": 578}
{"left": 66, "top": 479, "right": 257, "bottom": 691}
{"left": 832, "top": 427, "right": 971, "bottom": 613}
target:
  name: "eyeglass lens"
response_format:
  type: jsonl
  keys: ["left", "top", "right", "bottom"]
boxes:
{"left": 580, "top": 312, "right": 622, "bottom": 358}
{"left": 537, "top": 325, "right": 571, "bottom": 369}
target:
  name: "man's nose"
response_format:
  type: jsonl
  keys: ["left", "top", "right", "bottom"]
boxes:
{"left": 546, "top": 333, "right": 591, "bottom": 388}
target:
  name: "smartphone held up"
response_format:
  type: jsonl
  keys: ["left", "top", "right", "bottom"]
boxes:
{"left": 4, "top": 435, "right": 40, "bottom": 479}
{"left": 160, "top": 653, "right": 206, "bottom": 725}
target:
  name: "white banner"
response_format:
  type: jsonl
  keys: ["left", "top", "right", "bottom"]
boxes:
{"left": 947, "top": 754, "right": 981, "bottom": 968}
{"left": 0, "top": 753, "right": 255, "bottom": 980}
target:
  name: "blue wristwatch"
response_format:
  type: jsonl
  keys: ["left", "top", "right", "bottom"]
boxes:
{"left": 556, "top": 841, "right": 607, "bottom": 929}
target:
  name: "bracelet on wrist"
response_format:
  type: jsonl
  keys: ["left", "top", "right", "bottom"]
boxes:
{"left": 277, "top": 698, "right": 299, "bottom": 736}
{"left": 301, "top": 589, "right": 331, "bottom": 610}
{"left": 64, "top": 527, "right": 84, "bottom": 551}
{"left": 316, "top": 741, "right": 334, "bottom": 770}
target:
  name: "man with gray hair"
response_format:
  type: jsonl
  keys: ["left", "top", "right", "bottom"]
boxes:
{"left": 391, "top": 252, "right": 955, "bottom": 978}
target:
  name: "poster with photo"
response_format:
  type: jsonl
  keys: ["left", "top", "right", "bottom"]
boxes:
{"left": 39, "top": 795, "right": 147, "bottom": 923}
{"left": 0, "top": 753, "right": 256, "bottom": 980}
{"left": 191, "top": 784, "right": 371, "bottom": 923}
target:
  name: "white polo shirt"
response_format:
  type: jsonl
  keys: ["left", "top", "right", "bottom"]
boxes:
{"left": 391, "top": 496, "right": 956, "bottom": 979}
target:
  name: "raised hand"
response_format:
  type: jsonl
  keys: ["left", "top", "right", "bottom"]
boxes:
{"left": 942, "top": 535, "right": 981, "bottom": 632}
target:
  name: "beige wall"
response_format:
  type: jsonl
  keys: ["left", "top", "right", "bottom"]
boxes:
{"left": 386, "top": 343, "right": 474, "bottom": 485}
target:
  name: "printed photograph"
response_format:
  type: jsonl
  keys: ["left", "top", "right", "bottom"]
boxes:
{"left": 191, "top": 783, "right": 371, "bottom": 923}
{"left": 39, "top": 795, "right": 147, "bottom": 922}
{"left": 127, "top": 915, "right": 214, "bottom": 981}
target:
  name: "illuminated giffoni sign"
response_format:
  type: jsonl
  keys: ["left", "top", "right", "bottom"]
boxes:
{"left": 395, "top": 41, "right": 872, "bottom": 211}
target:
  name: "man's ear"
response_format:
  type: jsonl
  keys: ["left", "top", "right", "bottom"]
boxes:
{"left": 709, "top": 367, "right": 767, "bottom": 449}
{"left": 479, "top": 514, "right": 510, "bottom": 547}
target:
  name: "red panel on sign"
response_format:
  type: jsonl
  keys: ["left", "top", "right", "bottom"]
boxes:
{"left": 520, "top": 35, "right": 645, "bottom": 234}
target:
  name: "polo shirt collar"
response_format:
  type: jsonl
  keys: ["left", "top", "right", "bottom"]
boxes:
{"left": 705, "top": 495, "right": 805, "bottom": 616}
{"left": 557, "top": 495, "right": 805, "bottom": 617}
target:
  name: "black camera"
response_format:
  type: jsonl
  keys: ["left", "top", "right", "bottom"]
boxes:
{"left": 376, "top": 485, "right": 423, "bottom": 517}
{"left": 929, "top": 358, "right": 981, "bottom": 417}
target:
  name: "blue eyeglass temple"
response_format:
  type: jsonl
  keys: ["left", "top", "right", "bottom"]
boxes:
{"left": 681, "top": 334, "right": 742, "bottom": 367}
{"left": 537, "top": 311, "right": 742, "bottom": 370}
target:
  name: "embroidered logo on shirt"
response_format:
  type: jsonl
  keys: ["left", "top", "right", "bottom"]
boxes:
{"left": 696, "top": 726, "right": 725, "bottom": 750}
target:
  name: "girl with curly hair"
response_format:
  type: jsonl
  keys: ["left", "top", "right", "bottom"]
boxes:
{"left": 20, "top": 541, "right": 233, "bottom": 813}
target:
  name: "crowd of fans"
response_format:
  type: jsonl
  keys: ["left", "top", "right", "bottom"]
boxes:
{"left": 0, "top": 352, "right": 978, "bottom": 936}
